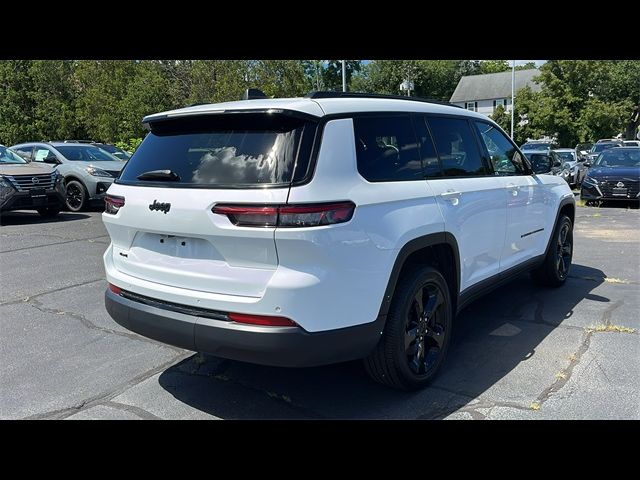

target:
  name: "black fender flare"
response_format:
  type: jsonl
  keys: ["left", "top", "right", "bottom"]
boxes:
{"left": 377, "top": 232, "right": 461, "bottom": 318}
{"left": 542, "top": 196, "right": 576, "bottom": 259}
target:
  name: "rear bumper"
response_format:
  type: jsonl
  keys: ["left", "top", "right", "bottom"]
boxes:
{"left": 0, "top": 190, "right": 65, "bottom": 211}
{"left": 105, "top": 289, "right": 384, "bottom": 367}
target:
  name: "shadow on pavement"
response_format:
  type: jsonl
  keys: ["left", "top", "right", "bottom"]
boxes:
{"left": 0, "top": 210, "right": 91, "bottom": 225}
{"left": 158, "top": 263, "right": 607, "bottom": 419}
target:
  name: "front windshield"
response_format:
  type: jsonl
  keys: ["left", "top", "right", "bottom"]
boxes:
{"left": 55, "top": 145, "right": 120, "bottom": 162}
{"left": 0, "top": 146, "right": 28, "bottom": 164}
{"left": 522, "top": 143, "right": 551, "bottom": 151}
{"left": 556, "top": 151, "right": 575, "bottom": 162}
{"left": 591, "top": 143, "right": 617, "bottom": 153}
{"left": 595, "top": 149, "right": 640, "bottom": 167}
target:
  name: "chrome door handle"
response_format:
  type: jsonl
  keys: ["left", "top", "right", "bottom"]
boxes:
{"left": 440, "top": 190, "right": 461, "bottom": 205}
{"left": 506, "top": 183, "right": 519, "bottom": 196}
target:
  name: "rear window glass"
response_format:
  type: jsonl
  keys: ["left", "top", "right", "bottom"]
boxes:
{"left": 117, "top": 113, "right": 317, "bottom": 188}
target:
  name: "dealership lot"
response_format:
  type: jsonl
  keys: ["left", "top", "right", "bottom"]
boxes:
{"left": 1, "top": 204, "right": 638, "bottom": 419}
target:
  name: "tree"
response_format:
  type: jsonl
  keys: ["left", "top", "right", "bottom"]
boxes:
{"left": 515, "top": 62, "right": 537, "bottom": 71}
{"left": 522, "top": 60, "right": 638, "bottom": 145}
{"left": 480, "top": 60, "right": 510, "bottom": 74}
{"left": 29, "top": 61, "right": 84, "bottom": 141}
{"left": 490, "top": 104, "right": 511, "bottom": 135}
{"left": 0, "top": 61, "right": 36, "bottom": 145}
{"left": 350, "top": 60, "right": 474, "bottom": 100}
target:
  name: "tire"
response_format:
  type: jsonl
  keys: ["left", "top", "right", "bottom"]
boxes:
{"left": 364, "top": 266, "right": 453, "bottom": 390}
{"left": 531, "top": 214, "right": 573, "bottom": 287}
{"left": 37, "top": 207, "right": 60, "bottom": 218}
{"left": 65, "top": 180, "right": 87, "bottom": 212}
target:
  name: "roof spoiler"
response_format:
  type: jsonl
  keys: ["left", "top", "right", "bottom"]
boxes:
{"left": 243, "top": 88, "right": 268, "bottom": 100}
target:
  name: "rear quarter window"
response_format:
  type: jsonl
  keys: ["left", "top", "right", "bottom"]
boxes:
{"left": 353, "top": 115, "right": 424, "bottom": 182}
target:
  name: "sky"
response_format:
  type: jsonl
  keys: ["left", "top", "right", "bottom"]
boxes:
{"left": 515, "top": 60, "right": 546, "bottom": 66}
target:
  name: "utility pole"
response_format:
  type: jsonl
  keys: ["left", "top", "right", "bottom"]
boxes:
{"left": 342, "top": 60, "right": 347, "bottom": 92}
{"left": 511, "top": 59, "right": 515, "bottom": 139}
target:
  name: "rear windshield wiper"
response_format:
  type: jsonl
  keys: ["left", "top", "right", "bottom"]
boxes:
{"left": 137, "top": 169, "right": 181, "bottom": 181}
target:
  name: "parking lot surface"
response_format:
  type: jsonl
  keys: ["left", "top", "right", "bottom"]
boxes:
{"left": 1, "top": 204, "right": 638, "bottom": 419}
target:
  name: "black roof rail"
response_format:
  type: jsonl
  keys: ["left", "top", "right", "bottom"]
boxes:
{"left": 305, "top": 91, "right": 462, "bottom": 108}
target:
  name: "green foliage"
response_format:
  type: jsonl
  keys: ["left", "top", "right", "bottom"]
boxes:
{"left": 351, "top": 60, "right": 474, "bottom": 100}
{"left": 0, "top": 61, "right": 36, "bottom": 145}
{"left": 512, "top": 60, "right": 639, "bottom": 145}
{"left": 480, "top": 60, "right": 510, "bottom": 74}
{"left": 115, "top": 138, "right": 143, "bottom": 153}
{"left": 490, "top": 104, "right": 511, "bottom": 135}
{"left": 1, "top": 59, "right": 637, "bottom": 150}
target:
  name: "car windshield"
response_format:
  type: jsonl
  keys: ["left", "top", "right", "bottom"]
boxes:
{"left": 595, "top": 149, "right": 640, "bottom": 167}
{"left": 97, "top": 144, "right": 129, "bottom": 161}
{"left": 55, "top": 145, "right": 120, "bottom": 162}
{"left": 556, "top": 151, "right": 575, "bottom": 162}
{"left": 0, "top": 146, "right": 28, "bottom": 164}
{"left": 591, "top": 143, "right": 618, "bottom": 153}
{"left": 522, "top": 143, "right": 551, "bottom": 151}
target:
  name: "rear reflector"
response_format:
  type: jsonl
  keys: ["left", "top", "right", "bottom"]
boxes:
{"left": 108, "top": 283, "right": 122, "bottom": 295}
{"left": 228, "top": 312, "right": 298, "bottom": 327}
{"left": 212, "top": 201, "right": 355, "bottom": 227}
{"left": 105, "top": 194, "right": 125, "bottom": 214}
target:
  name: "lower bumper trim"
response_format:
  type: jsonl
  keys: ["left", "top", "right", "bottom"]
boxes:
{"left": 105, "top": 289, "right": 385, "bottom": 368}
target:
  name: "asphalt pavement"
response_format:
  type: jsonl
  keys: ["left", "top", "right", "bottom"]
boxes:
{"left": 1, "top": 202, "right": 638, "bottom": 419}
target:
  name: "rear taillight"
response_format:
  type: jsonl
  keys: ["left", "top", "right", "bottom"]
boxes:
{"left": 105, "top": 194, "right": 125, "bottom": 214}
{"left": 108, "top": 283, "right": 122, "bottom": 295}
{"left": 228, "top": 312, "right": 298, "bottom": 327}
{"left": 212, "top": 201, "right": 355, "bottom": 228}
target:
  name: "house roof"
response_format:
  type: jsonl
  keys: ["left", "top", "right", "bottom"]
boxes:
{"left": 449, "top": 69, "right": 542, "bottom": 103}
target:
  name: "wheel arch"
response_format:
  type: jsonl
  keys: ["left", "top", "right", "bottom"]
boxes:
{"left": 543, "top": 196, "right": 575, "bottom": 258}
{"left": 378, "top": 232, "right": 461, "bottom": 319}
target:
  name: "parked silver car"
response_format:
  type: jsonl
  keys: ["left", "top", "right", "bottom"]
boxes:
{"left": 553, "top": 148, "right": 587, "bottom": 188}
{"left": 9, "top": 142, "right": 125, "bottom": 211}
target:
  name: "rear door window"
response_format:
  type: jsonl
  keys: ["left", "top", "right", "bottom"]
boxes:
{"left": 117, "top": 113, "right": 316, "bottom": 188}
{"left": 353, "top": 115, "right": 424, "bottom": 182}
{"left": 427, "top": 117, "right": 488, "bottom": 177}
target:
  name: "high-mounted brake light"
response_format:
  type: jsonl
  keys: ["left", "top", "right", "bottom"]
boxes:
{"left": 228, "top": 312, "right": 298, "bottom": 327}
{"left": 212, "top": 201, "right": 355, "bottom": 227}
{"left": 105, "top": 194, "right": 125, "bottom": 214}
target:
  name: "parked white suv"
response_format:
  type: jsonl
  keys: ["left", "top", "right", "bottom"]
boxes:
{"left": 103, "top": 92, "right": 575, "bottom": 390}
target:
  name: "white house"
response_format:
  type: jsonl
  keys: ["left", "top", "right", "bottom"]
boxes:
{"left": 449, "top": 69, "right": 542, "bottom": 117}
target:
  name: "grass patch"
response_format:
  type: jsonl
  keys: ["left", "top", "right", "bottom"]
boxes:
{"left": 555, "top": 372, "right": 567, "bottom": 380}
{"left": 586, "top": 324, "right": 636, "bottom": 334}
{"left": 603, "top": 277, "right": 631, "bottom": 284}
{"left": 529, "top": 402, "right": 541, "bottom": 411}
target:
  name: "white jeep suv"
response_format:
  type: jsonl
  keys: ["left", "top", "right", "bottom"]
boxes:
{"left": 103, "top": 92, "right": 575, "bottom": 390}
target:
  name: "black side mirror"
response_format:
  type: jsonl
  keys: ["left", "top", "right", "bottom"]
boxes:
{"left": 583, "top": 161, "right": 591, "bottom": 167}
{"left": 43, "top": 155, "right": 60, "bottom": 165}
{"left": 531, "top": 156, "right": 553, "bottom": 174}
